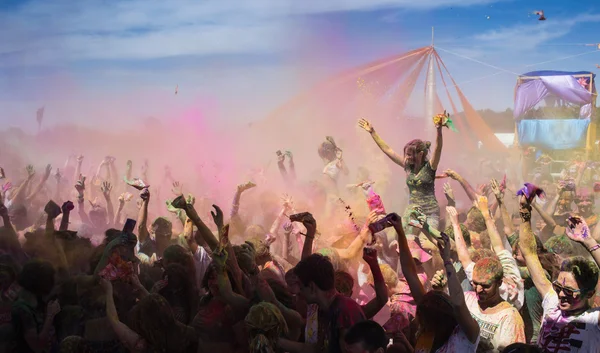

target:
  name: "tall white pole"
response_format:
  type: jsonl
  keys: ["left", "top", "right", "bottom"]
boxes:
{"left": 425, "top": 27, "right": 436, "bottom": 135}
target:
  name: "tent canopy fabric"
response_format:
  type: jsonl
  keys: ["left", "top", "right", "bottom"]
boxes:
{"left": 521, "top": 70, "right": 596, "bottom": 79}
{"left": 517, "top": 119, "right": 590, "bottom": 150}
{"left": 514, "top": 71, "right": 596, "bottom": 120}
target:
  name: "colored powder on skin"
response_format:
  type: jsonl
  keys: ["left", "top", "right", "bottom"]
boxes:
{"left": 545, "top": 235, "right": 574, "bottom": 256}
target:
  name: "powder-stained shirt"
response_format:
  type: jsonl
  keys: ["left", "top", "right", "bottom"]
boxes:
{"left": 464, "top": 249, "right": 524, "bottom": 310}
{"left": 538, "top": 290, "right": 600, "bottom": 352}
{"left": 464, "top": 291, "right": 526, "bottom": 351}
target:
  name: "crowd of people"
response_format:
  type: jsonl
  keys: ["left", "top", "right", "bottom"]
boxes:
{"left": 0, "top": 115, "right": 599, "bottom": 353}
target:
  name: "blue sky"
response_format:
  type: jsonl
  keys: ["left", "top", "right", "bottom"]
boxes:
{"left": 0, "top": 0, "right": 599, "bottom": 131}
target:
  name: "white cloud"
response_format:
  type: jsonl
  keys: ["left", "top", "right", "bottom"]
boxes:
{"left": 0, "top": 0, "right": 508, "bottom": 66}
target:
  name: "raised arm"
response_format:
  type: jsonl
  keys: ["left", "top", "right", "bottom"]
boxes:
{"left": 565, "top": 217, "right": 600, "bottom": 274}
{"left": 298, "top": 214, "right": 317, "bottom": 260}
{"left": 438, "top": 232, "right": 480, "bottom": 344}
{"left": 136, "top": 188, "right": 150, "bottom": 244}
{"left": 531, "top": 201, "right": 557, "bottom": 241}
{"left": 490, "top": 178, "right": 513, "bottom": 236}
{"left": 230, "top": 182, "right": 255, "bottom": 235}
{"left": 114, "top": 193, "right": 131, "bottom": 227}
{"left": 518, "top": 196, "right": 552, "bottom": 299}
{"left": 213, "top": 246, "right": 250, "bottom": 313}
{"left": 358, "top": 119, "right": 405, "bottom": 168}
{"left": 9, "top": 165, "right": 35, "bottom": 204}
{"left": 100, "top": 279, "right": 143, "bottom": 352}
{"left": 101, "top": 182, "right": 115, "bottom": 228}
{"left": 445, "top": 169, "right": 478, "bottom": 202}
{"left": 59, "top": 201, "right": 74, "bottom": 231}
{"left": 173, "top": 195, "right": 219, "bottom": 251}
{"left": 447, "top": 207, "right": 472, "bottom": 270}
{"left": 390, "top": 213, "right": 425, "bottom": 303}
{"left": 74, "top": 175, "right": 90, "bottom": 224}
{"left": 255, "top": 273, "right": 304, "bottom": 340}
{"left": 74, "top": 155, "right": 83, "bottom": 187}
{"left": 474, "top": 196, "right": 508, "bottom": 254}
{"left": 44, "top": 201, "right": 68, "bottom": 271}
{"left": 360, "top": 248, "right": 388, "bottom": 320}
{"left": 430, "top": 125, "right": 444, "bottom": 170}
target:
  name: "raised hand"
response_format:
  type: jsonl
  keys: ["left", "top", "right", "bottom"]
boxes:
{"left": 474, "top": 195, "right": 489, "bottom": 215}
{"left": 431, "top": 270, "right": 448, "bottom": 291}
{"left": 477, "top": 183, "right": 490, "bottom": 197}
{"left": 490, "top": 178, "right": 504, "bottom": 201}
{"left": 285, "top": 150, "right": 293, "bottom": 160}
{"left": 565, "top": 216, "right": 591, "bottom": 243}
{"left": 211, "top": 205, "right": 224, "bottom": 229}
{"left": 300, "top": 213, "right": 317, "bottom": 237}
{"left": 171, "top": 181, "right": 183, "bottom": 196}
{"left": 408, "top": 206, "right": 427, "bottom": 229}
{"left": 220, "top": 224, "right": 230, "bottom": 246}
{"left": 277, "top": 151, "right": 285, "bottom": 163}
{"left": 387, "top": 212, "right": 402, "bottom": 228}
{"left": 61, "top": 201, "right": 75, "bottom": 213}
{"left": 77, "top": 155, "right": 84, "bottom": 164}
{"left": 101, "top": 181, "right": 113, "bottom": 197}
{"left": 140, "top": 188, "right": 150, "bottom": 201}
{"left": 119, "top": 192, "right": 133, "bottom": 203}
{"left": 0, "top": 167, "right": 5, "bottom": 179}
{"left": 237, "top": 181, "right": 256, "bottom": 193}
{"left": 443, "top": 182, "right": 454, "bottom": 201}
{"left": 46, "top": 299, "right": 61, "bottom": 319}
{"left": 358, "top": 118, "right": 374, "bottom": 133}
{"left": 212, "top": 246, "right": 228, "bottom": 269}
{"left": 44, "top": 200, "right": 62, "bottom": 219}
{"left": 186, "top": 194, "right": 196, "bottom": 206}
{"left": 446, "top": 206, "right": 459, "bottom": 226}
{"left": 362, "top": 247, "right": 379, "bottom": 266}
{"left": 54, "top": 168, "right": 62, "bottom": 182}
{"left": 75, "top": 175, "right": 86, "bottom": 194}
{"left": 443, "top": 169, "right": 459, "bottom": 180}
{"left": 26, "top": 165, "right": 35, "bottom": 180}
{"left": 283, "top": 221, "right": 293, "bottom": 233}
{"left": 437, "top": 232, "right": 452, "bottom": 261}
{"left": 281, "top": 194, "right": 293, "bottom": 210}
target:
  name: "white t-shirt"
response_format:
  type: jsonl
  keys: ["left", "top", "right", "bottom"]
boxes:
{"left": 464, "top": 292, "right": 526, "bottom": 351}
{"left": 537, "top": 290, "right": 600, "bottom": 352}
{"left": 465, "top": 249, "right": 525, "bottom": 310}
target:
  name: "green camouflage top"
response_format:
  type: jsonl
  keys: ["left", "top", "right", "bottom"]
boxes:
{"left": 406, "top": 161, "right": 439, "bottom": 217}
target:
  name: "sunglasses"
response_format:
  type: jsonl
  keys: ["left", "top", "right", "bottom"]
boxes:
{"left": 552, "top": 281, "right": 581, "bottom": 298}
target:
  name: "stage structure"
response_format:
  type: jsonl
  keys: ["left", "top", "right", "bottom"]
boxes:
{"left": 513, "top": 70, "right": 597, "bottom": 157}
{"left": 259, "top": 43, "right": 507, "bottom": 156}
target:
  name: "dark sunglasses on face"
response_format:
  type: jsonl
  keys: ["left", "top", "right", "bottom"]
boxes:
{"left": 552, "top": 281, "right": 581, "bottom": 298}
